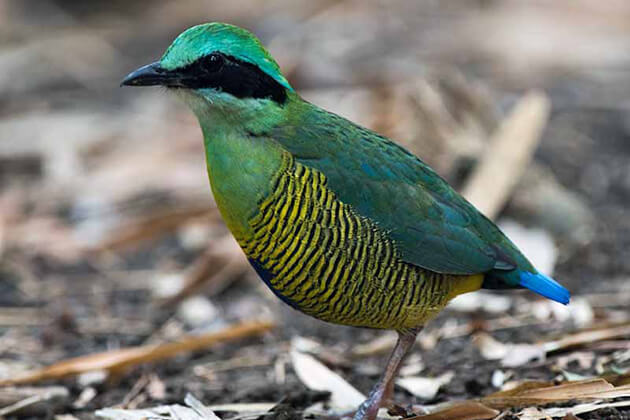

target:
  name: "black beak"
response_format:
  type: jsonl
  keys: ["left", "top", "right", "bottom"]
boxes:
{"left": 121, "top": 62, "right": 177, "bottom": 87}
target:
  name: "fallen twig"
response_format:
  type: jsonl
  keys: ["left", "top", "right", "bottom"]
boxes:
{"left": 160, "top": 237, "right": 249, "bottom": 307}
{"left": 0, "top": 386, "right": 69, "bottom": 417}
{"left": 0, "top": 321, "right": 274, "bottom": 386}
{"left": 462, "top": 91, "right": 551, "bottom": 219}
{"left": 92, "top": 204, "right": 218, "bottom": 253}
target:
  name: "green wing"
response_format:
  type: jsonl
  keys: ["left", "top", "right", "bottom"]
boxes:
{"left": 272, "top": 107, "right": 529, "bottom": 276}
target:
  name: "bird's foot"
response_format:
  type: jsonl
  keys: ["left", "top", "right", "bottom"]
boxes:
{"left": 353, "top": 328, "right": 422, "bottom": 420}
{"left": 352, "top": 384, "right": 388, "bottom": 420}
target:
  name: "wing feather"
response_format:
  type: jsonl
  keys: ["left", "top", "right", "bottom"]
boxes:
{"left": 272, "top": 108, "right": 525, "bottom": 275}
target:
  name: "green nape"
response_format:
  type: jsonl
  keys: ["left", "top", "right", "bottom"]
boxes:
{"left": 160, "top": 22, "right": 292, "bottom": 91}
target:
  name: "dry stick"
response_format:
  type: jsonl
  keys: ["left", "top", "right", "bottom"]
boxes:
{"left": 0, "top": 395, "right": 44, "bottom": 417}
{"left": 0, "top": 386, "right": 69, "bottom": 417}
{"left": 462, "top": 91, "right": 551, "bottom": 220}
{"left": 0, "top": 320, "right": 274, "bottom": 386}
{"left": 161, "top": 246, "right": 249, "bottom": 307}
{"left": 91, "top": 204, "right": 218, "bottom": 253}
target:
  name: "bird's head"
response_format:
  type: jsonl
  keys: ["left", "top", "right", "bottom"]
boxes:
{"left": 122, "top": 23, "right": 293, "bottom": 117}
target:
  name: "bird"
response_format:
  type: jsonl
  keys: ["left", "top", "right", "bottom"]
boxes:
{"left": 122, "top": 22, "right": 570, "bottom": 420}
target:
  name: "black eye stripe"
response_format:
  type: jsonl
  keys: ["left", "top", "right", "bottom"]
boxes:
{"left": 198, "top": 53, "right": 224, "bottom": 73}
{"left": 176, "top": 53, "right": 287, "bottom": 104}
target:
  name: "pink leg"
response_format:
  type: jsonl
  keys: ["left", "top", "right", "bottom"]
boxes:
{"left": 353, "top": 328, "right": 421, "bottom": 420}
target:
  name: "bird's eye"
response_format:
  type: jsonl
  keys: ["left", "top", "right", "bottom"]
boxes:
{"left": 200, "top": 54, "right": 224, "bottom": 73}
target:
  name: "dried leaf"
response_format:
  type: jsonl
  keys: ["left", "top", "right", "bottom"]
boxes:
{"left": 482, "top": 378, "right": 630, "bottom": 409}
{"left": 396, "top": 371, "right": 454, "bottom": 400}
{"left": 517, "top": 400, "right": 630, "bottom": 420}
{"left": 584, "top": 384, "right": 630, "bottom": 399}
{"left": 474, "top": 322, "right": 630, "bottom": 369}
{"left": 97, "top": 405, "right": 193, "bottom": 420}
{"left": 177, "top": 296, "right": 219, "bottom": 328}
{"left": 55, "top": 415, "right": 81, "bottom": 420}
{"left": 474, "top": 333, "right": 546, "bottom": 367}
{"left": 569, "top": 400, "right": 630, "bottom": 416}
{"left": 500, "top": 344, "right": 547, "bottom": 368}
{"left": 204, "top": 403, "right": 276, "bottom": 413}
{"left": 411, "top": 378, "right": 630, "bottom": 420}
{"left": 0, "top": 321, "right": 274, "bottom": 386}
{"left": 474, "top": 333, "right": 509, "bottom": 360}
{"left": 97, "top": 390, "right": 220, "bottom": 419}
{"left": 73, "top": 387, "right": 97, "bottom": 409}
{"left": 184, "top": 394, "right": 221, "bottom": 420}
{"left": 290, "top": 337, "right": 365, "bottom": 410}
{"left": 517, "top": 379, "right": 614, "bottom": 399}
{"left": 543, "top": 322, "right": 630, "bottom": 353}
{"left": 351, "top": 332, "right": 398, "bottom": 358}
{"left": 447, "top": 292, "right": 512, "bottom": 314}
{"left": 409, "top": 401, "right": 499, "bottom": 420}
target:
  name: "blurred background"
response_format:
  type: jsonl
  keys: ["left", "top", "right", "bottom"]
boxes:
{"left": 1, "top": 1, "right": 630, "bottom": 419}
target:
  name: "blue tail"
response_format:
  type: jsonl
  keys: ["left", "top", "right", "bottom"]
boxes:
{"left": 519, "top": 271, "right": 570, "bottom": 305}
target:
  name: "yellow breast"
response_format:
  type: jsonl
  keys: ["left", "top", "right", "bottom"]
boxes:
{"left": 239, "top": 152, "right": 482, "bottom": 330}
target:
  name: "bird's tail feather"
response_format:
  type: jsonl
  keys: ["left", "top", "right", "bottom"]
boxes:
{"left": 518, "top": 271, "right": 570, "bottom": 305}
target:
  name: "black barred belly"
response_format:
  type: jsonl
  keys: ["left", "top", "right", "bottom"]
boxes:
{"left": 238, "top": 152, "right": 459, "bottom": 330}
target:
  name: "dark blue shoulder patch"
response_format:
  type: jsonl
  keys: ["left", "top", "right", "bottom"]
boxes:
{"left": 248, "top": 258, "right": 301, "bottom": 310}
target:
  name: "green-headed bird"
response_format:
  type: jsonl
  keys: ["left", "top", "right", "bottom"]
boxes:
{"left": 122, "top": 23, "right": 570, "bottom": 420}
